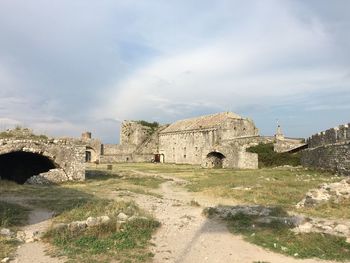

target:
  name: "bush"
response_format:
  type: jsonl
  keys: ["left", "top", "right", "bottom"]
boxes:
{"left": 247, "top": 143, "right": 301, "bottom": 168}
{"left": 136, "top": 121, "right": 159, "bottom": 130}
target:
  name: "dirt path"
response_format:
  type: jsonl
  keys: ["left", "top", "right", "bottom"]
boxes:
{"left": 133, "top": 177, "right": 339, "bottom": 263}
{"left": 1, "top": 197, "right": 65, "bottom": 263}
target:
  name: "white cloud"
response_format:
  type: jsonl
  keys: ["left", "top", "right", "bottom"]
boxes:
{"left": 100, "top": 1, "right": 344, "bottom": 121}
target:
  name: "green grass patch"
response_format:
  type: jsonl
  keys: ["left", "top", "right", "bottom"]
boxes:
{"left": 0, "top": 201, "right": 30, "bottom": 259}
{"left": 45, "top": 199, "right": 159, "bottom": 263}
{"left": 0, "top": 201, "right": 29, "bottom": 228}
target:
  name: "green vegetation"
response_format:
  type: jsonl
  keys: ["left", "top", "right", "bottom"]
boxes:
{"left": 0, "top": 201, "right": 29, "bottom": 227}
{"left": 247, "top": 143, "right": 301, "bottom": 167}
{"left": 104, "top": 163, "right": 346, "bottom": 218}
{"left": 0, "top": 167, "right": 164, "bottom": 262}
{"left": 136, "top": 120, "right": 159, "bottom": 130}
{"left": 0, "top": 126, "right": 48, "bottom": 140}
{"left": 222, "top": 211, "right": 350, "bottom": 261}
{"left": 1, "top": 162, "right": 346, "bottom": 261}
{"left": 45, "top": 199, "right": 159, "bottom": 263}
{"left": 0, "top": 201, "right": 30, "bottom": 259}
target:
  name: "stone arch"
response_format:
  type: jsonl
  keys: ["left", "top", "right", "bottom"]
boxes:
{"left": 0, "top": 151, "right": 57, "bottom": 184}
{"left": 204, "top": 151, "right": 226, "bottom": 168}
{"left": 85, "top": 146, "right": 98, "bottom": 163}
{"left": 0, "top": 139, "right": 85, "bottom": 183}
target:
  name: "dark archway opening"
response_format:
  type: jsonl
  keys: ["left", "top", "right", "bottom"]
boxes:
{"left": 0, "top": 151, "right": 56, "bottom": 184}
{"left": 205, "top": 152, "right": 226, "bottom": 168}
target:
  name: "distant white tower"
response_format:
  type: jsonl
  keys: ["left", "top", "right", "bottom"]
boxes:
{"left": 275, "top": 119, "right": 284, "bottom": 140}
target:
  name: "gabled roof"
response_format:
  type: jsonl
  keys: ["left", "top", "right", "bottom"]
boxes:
{"left": 160, "top": 112, "right": 242, "bottom": 133}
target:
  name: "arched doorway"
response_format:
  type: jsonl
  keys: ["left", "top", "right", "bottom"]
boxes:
{"left": 85, "top": 146, "right": 97, "bottom": 163}
{"left": 0, "top": 151, "right": 57, "bottom": 184}
{"left": 204, "top": 152, "right": 226, "bottom": 168}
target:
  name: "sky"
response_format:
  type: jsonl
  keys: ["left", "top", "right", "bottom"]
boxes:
{"left": 0, "top": 0, "right": 349, "bottom": 143}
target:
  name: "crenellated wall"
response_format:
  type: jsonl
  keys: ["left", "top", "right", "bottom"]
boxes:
{"left": 302, "top": 124, "right": 350, "bottom": 175}
{"left": 307, "top": 124, "right": 350, "bottom": 148}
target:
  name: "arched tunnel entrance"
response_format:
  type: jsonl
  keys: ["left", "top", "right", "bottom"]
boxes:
{"left": 204, "top": 152, "right": 226, "bottom": 168}
{"left": 0, "top": 151, "right": 57, "bottom": 184}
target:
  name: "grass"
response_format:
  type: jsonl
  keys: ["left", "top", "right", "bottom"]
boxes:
{"left": 0, "top": 201, "right": 29, "bottom": 228}
{"left": 0, "top": 166, "right": 165, "bottom": 262}
{"left": 222, "top": 211, "right": 350, "bottom": 261}
{"left": 44, "top": 199, "right": 159, "bottom": 263}
{"left": 107, "top": 163, "right": 342, "bottom": 216}
{"left": 0, "top": 201, "right": 30, "bottom": 259}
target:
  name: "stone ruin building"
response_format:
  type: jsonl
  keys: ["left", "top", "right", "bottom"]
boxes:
{"left": 84, "top": 112, "right": 304, "bottom": 169}
{"left": 158, "top": 112, "right": 259, "bottom": 168}
{"left": 302, "top": 124, "right": 350, "bottom": 175}
{"left": 0, "top": 128, "right": 86, "bottom": 184}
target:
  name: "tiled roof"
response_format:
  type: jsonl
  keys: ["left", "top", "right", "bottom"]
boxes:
{"left": 161, "top": 112, "right": 241, "bottom": 133}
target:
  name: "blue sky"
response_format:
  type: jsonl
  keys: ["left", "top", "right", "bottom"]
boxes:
{"left": 0, "top": 0, "right": 349, "bottom": 143}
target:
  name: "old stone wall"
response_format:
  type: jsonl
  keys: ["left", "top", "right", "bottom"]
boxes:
{"left": 274, "top": 138, "right": 306, "bottom": 153}
{"left": 99, "top": 122, "right": 163, "bottom": 163}
{"left": 120, "top": 121, "right": 153, "bottom": 146}
{"left": 307, "top": 124, "right": 350, "bottom": 148}
{"left": 159, "top": 116, "right": 261, "bottom": 169}
{"left": 302, "top": 124, "right": 350, "bottom": 175}
{"left": 0, "top": 138, "right": 86, "bottom": 182}
{"left": 159, "top": 129, "right": 219, "bottom": 165}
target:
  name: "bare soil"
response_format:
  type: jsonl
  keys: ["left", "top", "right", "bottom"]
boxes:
{"left": 132, "top": 177, "right": 339, "bottom": 263}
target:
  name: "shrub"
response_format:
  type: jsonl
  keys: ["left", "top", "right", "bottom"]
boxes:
{"left": 247, "top": 143, "right": 301, "bottom": 168}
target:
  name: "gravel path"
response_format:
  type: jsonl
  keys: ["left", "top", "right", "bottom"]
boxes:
{"left": 133, "top": 177, "right": 339, "bottom": 263}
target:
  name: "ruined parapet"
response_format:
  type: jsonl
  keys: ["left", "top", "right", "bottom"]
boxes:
{"left": 302, "top": 124, "right": 350, "bottom": 175}
{"left": 120, "top": 121, "right": 158, "bottom": 146}
{"left": 81, "top": 131, "right": 92, "bottom": 140}
{"left": 307, "top": 124, "right": 350, "bottom": 148}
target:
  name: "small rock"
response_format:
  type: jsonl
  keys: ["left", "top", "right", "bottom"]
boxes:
{"left": 0, "top": 228, "right": 13, "bottom": 237}
{"left": 25, "top": 238, "right": 35, "bottom": 243}
{"left": 98, "top": 216, "right": 111, "bottom": 225}
{"left": 68, "top": 221, "right": 87, "bottom": 232}
{"left": 52, "top": 223, "right": 67, "bottom": 231}
{"left": 281, "top": 246, "right": 288, "bottom": 252}
{"left": 117, "top": 212, "right": 129, "bottom": 221}
{"left": 334, "top": 224, "right": 349, "bottom": 234}
{"left": 1, "top": 258, "right": 10, "bottom": 263}
{"left": 297, "top": 222, "right": 313, "bottom": 233}
{"left": 16, "top": 231, "right": 26, "bottom": 241}
{"left": 86, "top": 217, "right": 99, "bottom": 227}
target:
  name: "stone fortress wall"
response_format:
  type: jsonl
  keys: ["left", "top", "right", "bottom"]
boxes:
{"left": 84, "top": 112, "right": 308, "bottom": 170}
{"left": 97, "top": 121, "right": 164, "bottom": 163}
{"left": 301, "top": 124, "right": 350, "bottom": 175}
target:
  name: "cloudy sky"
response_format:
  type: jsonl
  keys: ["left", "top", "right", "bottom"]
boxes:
{"left": 0, "top": 0, "right": 349, "bottom": 143}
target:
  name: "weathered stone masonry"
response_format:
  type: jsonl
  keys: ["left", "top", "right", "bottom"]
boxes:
{"left": 0, "top": 138, "right": 86, "bottom": 183}
{"left": 301, "top": 124, "right": 350, "bottom": 175}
